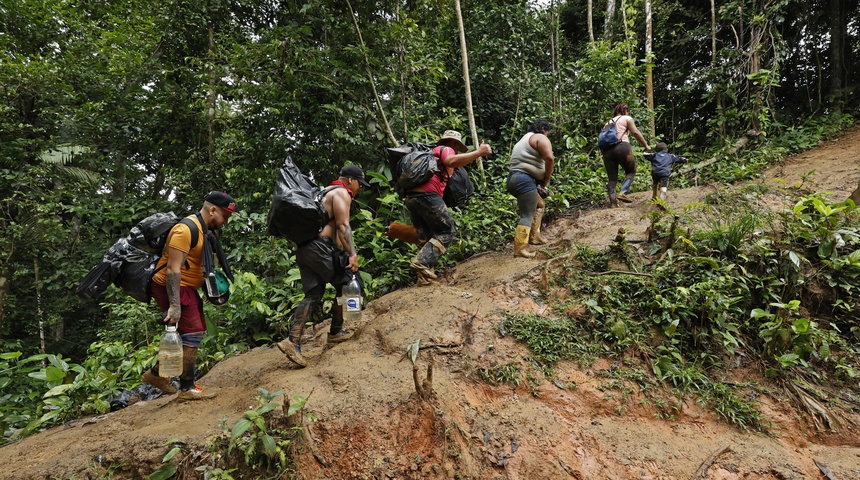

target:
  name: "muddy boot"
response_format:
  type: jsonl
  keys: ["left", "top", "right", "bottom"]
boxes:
{"left": 410, "top": 238, "right": 445, "bottom": 284}
{"left": 141, "top": 366, "right": 177, "bottom": 394}
{"left": 514, "top": 225, "right": 536, "bottom": 258}
{"left": 176, "top": 347, "right": 215, "bottom": 401}
{"left": 528, "top": 207, "right": 546, "bottom": 245}
{"left": 651, "top": 184, "right": 659, "bottom": 200}
{"left": 278, "top": 303, "right": 313, "bottom": 367}
{"left": 277, "top": 338, "right": 307, "bottom": 367}
{"left": 607, "top": 186, "right": 618, "bottom": 208}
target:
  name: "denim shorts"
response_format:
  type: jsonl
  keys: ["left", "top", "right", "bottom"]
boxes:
{"left": 507, "top": 170, "right": 539, "bottom": 198}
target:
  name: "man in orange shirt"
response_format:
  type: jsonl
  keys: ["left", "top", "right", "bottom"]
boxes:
{"left": 141, "top": 192, "right": 239, "bottom": 400}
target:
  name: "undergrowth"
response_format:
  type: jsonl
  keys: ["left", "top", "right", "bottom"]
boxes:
{"left": 493, "top": 187, "right": 860, "bottom": 431}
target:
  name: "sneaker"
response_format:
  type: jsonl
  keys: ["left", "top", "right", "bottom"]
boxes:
{"left": 327, "top": 330, "right": 354, "bottom": 345}
{"left": 141, "top": 370, "right": 177, "bottom": 394}
{"left": 176, "top": 385, "right": 216, "bottom": 401}
{"left": 277, "top": 338, "right": 307, "bottom": 367}
{"left": 616, "top": 192, "right": 633, "bottom": 203}
{"left": 409, "top": 262, "right": 437, "bottom": 280}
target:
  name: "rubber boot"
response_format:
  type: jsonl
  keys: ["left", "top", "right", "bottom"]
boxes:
{"left": 617, "top": 178, "right": 633, "bottom": 203}
{"left": 607, "top": 186, "right": 618, "bottom": 208}
{"left": 528, "top": 207, "right": 546, "bottom": 245}
{"left": 651, "top": 183, "right": 659, "bottom": 200}
{"left": 514, "top": 225, "right": 536, "bottom": 258}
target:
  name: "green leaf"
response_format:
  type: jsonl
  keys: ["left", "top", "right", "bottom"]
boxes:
{"left": 287, "top": 395, "right": 308, "bottom": 416}
{"left": 230, "top": 418, "right": 253, "bottom": 443}
{"left": 43, "top": 383, "right": 74, "bottom": 398}
{"left": 261, "top": 434, "right": 277, "bottom": 458}
{"left": 257, "top": 402, "right": 278, "bottom": 415}
{"left": 162, "top": 446, "right": 181, "bottom": 462}
{"left": 147, "top": 463, "right": 176, "bottom": 480}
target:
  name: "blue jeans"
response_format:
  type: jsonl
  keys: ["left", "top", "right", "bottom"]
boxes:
{"left": 506, "top": 170, "right": 539, "bottom": 197}
{"left": 507, "top": 171, "right": 541, "bottom": 226}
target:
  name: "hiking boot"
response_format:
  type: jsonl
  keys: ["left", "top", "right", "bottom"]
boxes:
{"left": 277, "top": 338, "right": 307, "bottom": 368}
{"left": 414, "top": 269, "right": 436, "bottom": 286}
{"left": 409, "top": 261, "right": 437, "bottom": 280}
{"left": 141, "top": 370, "right": 177, "bottom": 394}
{"left": 327, "top": 330, "right": 354, "bottom": 345}
{"left": 176, "top": 385, "right": 216, "bottom": 401}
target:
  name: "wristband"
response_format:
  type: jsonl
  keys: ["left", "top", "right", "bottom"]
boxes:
{"left": 349, "top": 253, "right": 357, "bottom": 258}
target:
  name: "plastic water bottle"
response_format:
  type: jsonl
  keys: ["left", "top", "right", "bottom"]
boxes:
{"left": 157, "top": 325, "right": 183, "bottom": 377}
{"left": 342, "top": 273, "right": 362, "bottom": 322}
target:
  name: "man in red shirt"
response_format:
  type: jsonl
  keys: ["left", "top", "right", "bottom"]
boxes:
{"left": 403, "top": 130, "right": 492, "bottom": 285}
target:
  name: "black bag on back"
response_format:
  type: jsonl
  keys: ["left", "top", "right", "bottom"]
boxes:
{"left": 443, "top": 167, "right": 474, "bottom": 208}
{"left": 386, "top": 142, "right": 439, "bottom": 194}
{"left": 267, "top": 156, "right": 340, "bottom": 245}
{"left": 77, "top": 212, "right": 200, "bottom": 303}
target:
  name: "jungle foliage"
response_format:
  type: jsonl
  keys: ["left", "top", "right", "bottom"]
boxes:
{"left": 1, "top": 0, "right": 859, "bottom": 444}
{"left": 500, "top": 186, "right": 859, "bottom": 430}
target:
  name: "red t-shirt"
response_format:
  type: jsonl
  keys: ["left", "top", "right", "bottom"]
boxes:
{"left": 416, "top": 145, "right": 456, "bottom": 196}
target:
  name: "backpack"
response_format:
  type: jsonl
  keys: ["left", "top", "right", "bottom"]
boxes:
{"left": 76, "top": 212, "right": 201, "bottom": 303}
{"left": 597, "top": 117, "right": 621, "bottom": 150}
{"left": 442, "top": 167, "right": 474, "bottom": 208}
{"left": 386, "top": 142, "right": 439, "bottom": 194}
{"left": 267, "top": 156, "right": 342, "bottom": 245}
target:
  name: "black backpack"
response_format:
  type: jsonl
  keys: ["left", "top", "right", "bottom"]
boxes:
{"left": 76, "top": 212, "right": 201, "bottom": 303}
{"left": 386, "top": 143, "right": 439, "bottom": 194}
{"left": 267, "top": 156, "right": 342, "bottom": 245}
{"left": 443, "top": 167, "right": 474, "bottom": 208}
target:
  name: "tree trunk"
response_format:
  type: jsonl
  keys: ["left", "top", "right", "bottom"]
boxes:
{"left": 395, "top": 2, "right": 408, "bottom": 137}
{"left": 644, "top": 0, "right": 655, "bottom": 138}
{"left": 454, "top": 0, "right": 483, "bottom": 170}
{"left": 827, "top": 0, "right": 846, "bottom": 112}
{"left": 711, "top": 0, "right": 725, "bottom": 139}
{"left": 604, "top": 0, "right": 615, "bottom": 41}
{"left": 36, "top": 257, "right": 45, "bottom": 354}
{"left": 550, "top": 0, "right": 562, "bottom": 121}
{"left": 587, "top": 0, "right": 594, "bottom": 43}
{"left": 208, "top": 22, "right": 216, "bottom": 164}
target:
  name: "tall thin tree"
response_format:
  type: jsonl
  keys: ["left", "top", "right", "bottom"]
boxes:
{"left": 645, "top": 0, "right": 655, "bottom": 138}
{"left": 454, "top": 0, "right": 483, "bottom": 169}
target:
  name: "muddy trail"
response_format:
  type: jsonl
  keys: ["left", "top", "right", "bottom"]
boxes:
{"left": 3, "top": 129, "right": 860, "bottom": 479}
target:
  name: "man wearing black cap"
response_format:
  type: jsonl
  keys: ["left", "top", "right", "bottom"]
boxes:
{"left": 277, "top": 165, "right": 369, "bottom": 368}
{"left": 141, "top": 191, "right": 239, "bottom": 399}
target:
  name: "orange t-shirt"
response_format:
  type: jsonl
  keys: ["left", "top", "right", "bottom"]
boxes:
{"left": 151, "top": 215, "right": 205, "bottom": 289}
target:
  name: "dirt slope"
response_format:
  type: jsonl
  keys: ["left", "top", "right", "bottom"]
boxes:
{"left": 2, "top": 129, "right": 860, "bottom": 480}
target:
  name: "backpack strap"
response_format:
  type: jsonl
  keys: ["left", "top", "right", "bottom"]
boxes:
{"left": 432, "top": 145, "right": 453, "bottom": 180}
{"left": 154, "top": 214, "right": 204, "bottom": 274}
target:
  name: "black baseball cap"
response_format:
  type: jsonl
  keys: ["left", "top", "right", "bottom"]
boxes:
{"left": 205, "top": 191, "right": 241, "bottom": 217}
{"left": 339, "top": 165, "right": 371, "bottom": 188}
